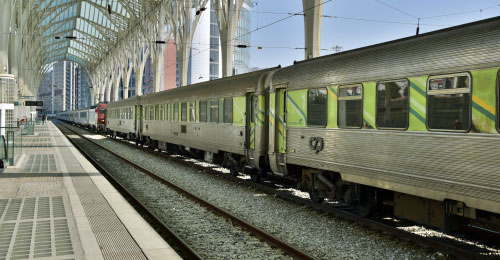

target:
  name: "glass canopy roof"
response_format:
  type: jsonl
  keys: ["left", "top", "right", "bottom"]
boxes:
{"left": 34, "top": 0, "right": 153, "bottom": 70}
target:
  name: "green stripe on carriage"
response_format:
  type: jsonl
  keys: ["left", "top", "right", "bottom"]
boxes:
{"left": 410, "top": 108, "right": 425, "bottom": 123}
{"left": 410, "top": 81, "right": 426, "bottom": 97}
{"left": 473, "top": 102, "right": 496, "bottom": 121}
{"left": 256, "top": 115, "right": 265, "bottom": 126}
{"left": 330, "top": 86, "right": 337, "bottom": 95}
{"left": 278, "top": 128, "right": 285, "bottom": 138}
{"left": 269, "top": 110, "right": 275, "bottom": 126}
{"left": 363, "top": 119, "right": 374, "bottom": 128}
{"left": 327, "top": 86, "right": 337, "bottom": 98}
{"left": 287, "top": 93, "right": 307, "bottom": 121}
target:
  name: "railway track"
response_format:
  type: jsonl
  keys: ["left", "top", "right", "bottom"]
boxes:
{"left": 58, "top": 121, "right": 497, "bottom": 260}
{"left": 55, "top": 121, "right": 315, "bottom": 260}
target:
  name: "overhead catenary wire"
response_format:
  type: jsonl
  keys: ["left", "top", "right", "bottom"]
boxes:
{"left": 13, "top": 1, "right": 500, "bottom": 81}
{"left": 373, "top": 0, "right": 418, "bottom": 19}
{"left": 150, "top": 0, "right": 335, "bottom": 81}
{"left": 6, "top": 2, "right": 500, "bottom": 40}
{"left": 373, "top": 0, "right": 500, "bottom": 35}
{"left": 420, "top": 3, "right": 500, "bottom": 19}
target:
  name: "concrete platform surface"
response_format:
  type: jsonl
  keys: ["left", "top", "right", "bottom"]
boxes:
{"left": 0, "top": 121, "right": 181, "bottom": 260}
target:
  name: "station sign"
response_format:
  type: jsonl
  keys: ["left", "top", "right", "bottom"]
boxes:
{"left": 25, "top": 101, "right": 43, "bottom": 106}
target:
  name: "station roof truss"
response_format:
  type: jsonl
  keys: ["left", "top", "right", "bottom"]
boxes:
{"left": 34, "top": 0, "right": 162, "bottom": 72}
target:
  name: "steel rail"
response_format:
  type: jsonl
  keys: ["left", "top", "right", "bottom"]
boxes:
{"left": 56, "top": 121, "right": 316, "bottom": 260}
{"left": 141, "top": 148, "right": 492, "bottom": 260}
{"left": 60, "top": 120, "right": 493, "bottom": 260}
{"left": 55, "top": 122, "right": 203, "bottom": 260}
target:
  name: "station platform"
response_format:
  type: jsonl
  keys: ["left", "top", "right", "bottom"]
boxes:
{"left": 0, "top": 121, "right": 181, "bottom": 260}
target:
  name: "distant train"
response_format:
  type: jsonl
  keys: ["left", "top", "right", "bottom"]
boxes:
{"left": 59, "top": 17, "right": 500, "bottom": 231}
{"left": 58, "top": 103, "right": 107, "bottom": 133}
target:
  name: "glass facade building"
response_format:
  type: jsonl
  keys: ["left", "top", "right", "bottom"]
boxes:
{"left": 180, "top": 0, "right": 252, "bottom": 86}
{"left": 233, "top": 2, "right": 251, "bottom": 75}
{"left": 38, "top": 61, "right": 90, "bottom": 114}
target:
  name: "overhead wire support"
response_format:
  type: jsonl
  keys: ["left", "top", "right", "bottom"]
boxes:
{"left": 416, "top": 18, "right": 420, "bottom": 35}
{"left": 373, "top": 0, "right": 422, "bottom": 35}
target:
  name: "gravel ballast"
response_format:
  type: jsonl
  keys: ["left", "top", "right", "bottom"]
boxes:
{"left": 65, "top": 123, "right": 444, "bottom": 260}
{"left": 60, "top": 125, "right": 292, "bottom": 259}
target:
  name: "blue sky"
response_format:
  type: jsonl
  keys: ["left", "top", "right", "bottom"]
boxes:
{"left": 248, "top": 0, "right": 500, "bottom": 69}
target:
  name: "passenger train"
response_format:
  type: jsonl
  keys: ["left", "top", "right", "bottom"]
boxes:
{"left": 59, "top": 17, "right": 500, "bottom": 230}
{"left": 58, "top": 103, "right": 107, "bottom": 133}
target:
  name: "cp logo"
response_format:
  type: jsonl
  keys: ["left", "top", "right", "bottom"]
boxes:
{"left": 309, "top": 137, "right": 324, "bottom": 153}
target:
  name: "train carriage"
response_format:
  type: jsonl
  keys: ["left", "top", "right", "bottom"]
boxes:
{"left": 95, "top": 103, "right": 107, "bottom": 132}
{"left": 57, "top": 103, "right": 107, "bottom": 132}
{"left": 107, "top": 68, "right": 277, "bottom": 171}
{"left": 70, "top": 17, "right": 500, "bottom": 231}
{"left": 106, "top": 97, "right": 138, "bottom": 138}
{"left": 267, "top": 17, "right": 500, "bottom": 226}
{"left": 87, "top": 104, "right": 97, "bottom": 129}
{"left": 78, "top": 109, "right": 89, "bottom": 126}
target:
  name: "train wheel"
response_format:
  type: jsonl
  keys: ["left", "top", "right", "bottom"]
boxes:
{"left": 230, "top": 166, "right": 239, "bottom": 177}
{"left": 250, "top": 170, "right": 261, "bottom": 183}
{"left": 309, "top": 189, "right": 324, "bottom": 203}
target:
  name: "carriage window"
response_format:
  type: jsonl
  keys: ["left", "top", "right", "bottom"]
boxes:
{"left": 167, "top": 104, "right": 171, "bottom": 121}
{"left": 144, "top": 107, "right": 148, "bottom": 120}
{"left": 181, "top": 102, "right": 187, "bottom": 122}
{"left": 190, "top": 101, "right": 196, "bottom": 122}
{"left": 210, "top": 100, "right": 219, "bottom": 123}
{"left": 160, "top": 104, "right": 164, "bottom": 121}
{"left": 427, "top": 74, "right": 471, "bottom": 131}
{"left": 224, "top": 98, "right": 233, "bottom": 123}
{"left": 199, "top": 100, "right": 207, "bottom": 122}
{"left": 155, "top": 105, "right": 159, "bottom": 120}
{"left": 174, "top": 103, "right": 179, "bottom": 121}
{"left": 338, "top": 85, "right": 363, "bottom": 128}
{"left": 307, "top": 88, "right": 327, "bottom": 127}
{"left": 376, "top": 80, "right": 409, "bottom": 129}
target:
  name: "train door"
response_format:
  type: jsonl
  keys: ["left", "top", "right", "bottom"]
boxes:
{"left": 135, "top": 105, "right": 142, "bottom": 138}
{"left": 276, "top": 88, "right": 287, "bottom": 153}
{"left": 245, "top": 93, "right": 256, "bottom": 166}
{"left": 269, "top": 86, "right": 287, "bottom": 175}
